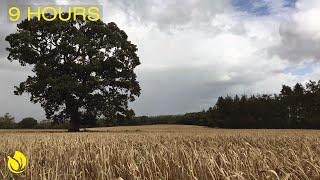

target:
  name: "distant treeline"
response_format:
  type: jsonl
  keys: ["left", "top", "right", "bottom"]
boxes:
{"left": 1, "top": 80, "right": 320, "bottom": 129}
{"left": 119, "top": 112, "right": 214, "bottom": 127}
{"left": 121, "top": 80, "right": 320, "bottom": 129}
{"left": 0, "top": 113, "right": 67, "bottom": 129}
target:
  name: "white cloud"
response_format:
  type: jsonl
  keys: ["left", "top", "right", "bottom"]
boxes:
{"left": 270, "top": 0, "right": 320, "bottom": 62}
{"left": 106, "top": 0, "right": 232, "bottom": 30}
{"left": 107, "top": 7, "right": 292, "bottom": 115}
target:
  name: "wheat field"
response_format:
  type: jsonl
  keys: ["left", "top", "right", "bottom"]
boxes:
{"left": 0, "top": 125, "right": 320, "bottom": 180}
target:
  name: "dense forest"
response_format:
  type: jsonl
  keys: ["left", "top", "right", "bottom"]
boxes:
{"left": 1, "top": 80, "right": 320, "bottom": 129}
{"left": 213, "top": 80, "right": 320, "bottom": 129}
{"left": 128, "top": 80, "right": 320, "bottom": 129}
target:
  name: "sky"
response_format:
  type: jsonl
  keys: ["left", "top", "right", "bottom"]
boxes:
{"left": 1, "top": 0, "right": 320, "bottom": 121}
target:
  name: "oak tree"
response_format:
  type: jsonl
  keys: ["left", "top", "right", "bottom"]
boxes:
{"left": 6, "top": 14, "right": 141, "bottom": 132}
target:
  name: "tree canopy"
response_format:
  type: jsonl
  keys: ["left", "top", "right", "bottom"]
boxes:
{"left": 18, "top": 117, "right": 38, "bottom": 129}
{"left": 210, "top": 81, "right": 320, "bottom": 129}
{"left": 5, "top": 14, "right": 141, "bottom": 132}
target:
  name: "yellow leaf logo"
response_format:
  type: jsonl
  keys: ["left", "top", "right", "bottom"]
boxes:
{"left": 7, "top": 151, "right": 27, "bottom": 174}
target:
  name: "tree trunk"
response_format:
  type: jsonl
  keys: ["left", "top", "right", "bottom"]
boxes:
{"left": 69, "top": 110, "right": 80, "bottom": 132}
{"left": 66, "top": 97, "right": 80, "bottom": 132}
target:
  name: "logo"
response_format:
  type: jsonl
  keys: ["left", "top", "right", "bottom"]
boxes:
{"left": 7, "top": 151, "right": 27, "bottom": 174}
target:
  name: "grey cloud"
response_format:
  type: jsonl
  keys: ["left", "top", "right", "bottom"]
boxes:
{"left": 108, "top": 0, "right": 231, "bottom": 30}
{"left": 268, "top": 0, "right": 320, "bottom": 62}
{"left": 0, "top": 64, "right": 44, "bottom": 121}
{"left": 270, "top": 22, "right": 320, "bottom": 62}
{"left": 131, "top": 64, "right": 267, "bottom": 115}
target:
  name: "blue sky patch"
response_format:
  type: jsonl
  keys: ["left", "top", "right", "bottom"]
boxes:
{"left": 232, "top": 0, "right": 270, "bottom": 16}
{"left": 284, "top": 61, "right": 314, "bottom": 76}
{"left": 232, "top": 0, "right": 297, "bottom": 16}
{"left": 283, "top": 0, "right": 297, "bottom": 8}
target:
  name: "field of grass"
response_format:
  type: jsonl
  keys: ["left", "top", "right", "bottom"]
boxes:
{"left": 0, "top": 125, "right": 320, "bottom": 179}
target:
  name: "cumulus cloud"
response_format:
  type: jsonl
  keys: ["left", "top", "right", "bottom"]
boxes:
{"left": 270, "top": 0, "right": 320, "bottom": 62}
{"left": 106, "top": 0, "right": 231, "bottom": 30}
{"left": 115, "top": 13, "right": 288, "bottom": 115}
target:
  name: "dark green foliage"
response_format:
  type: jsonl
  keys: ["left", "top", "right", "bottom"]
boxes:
{"left": 18, "top": 117, "right": 38, "bottom": 129}
{"left": 102, "top": 111, "right": 213, "bottom": 127}
{"left": 5, "top": 13, "right": 141, "bottom": 132}
{"left": 0, "top": 113, "right": 15, "bottom": 129}
{"left": 212, "top": 81, "right": 320, "bottom": 129}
